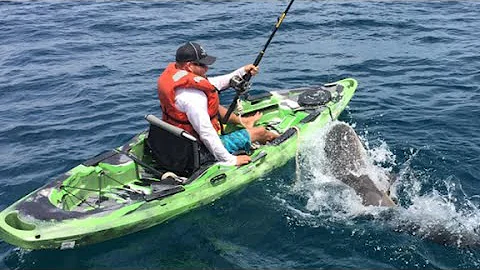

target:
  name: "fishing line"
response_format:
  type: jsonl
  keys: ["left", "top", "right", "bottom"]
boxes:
{"left": 327, "top": 0, "right": 336, "bottom": 83}
{"left": 221, "top": 0, "right": 296, "bottom": 129}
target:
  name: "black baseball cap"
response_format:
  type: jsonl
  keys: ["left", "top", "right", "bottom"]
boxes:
{"left": 175, "top": 42, "right": 216, "bottom": 65}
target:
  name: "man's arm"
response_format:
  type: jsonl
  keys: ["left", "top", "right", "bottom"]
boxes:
{"left": 208, "top": 64, "right": 258, "bottom": 91}
{"left": 176, "top": 89, "right": 236, "bottom": 165}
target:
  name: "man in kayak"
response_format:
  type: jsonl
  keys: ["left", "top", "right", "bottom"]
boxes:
{"left": 157, "top": 42, "right": 279, "bottom": 166}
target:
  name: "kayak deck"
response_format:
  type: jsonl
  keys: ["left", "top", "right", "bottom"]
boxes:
{"left": 0, "top": 79, "right": 357, "bottom": 250}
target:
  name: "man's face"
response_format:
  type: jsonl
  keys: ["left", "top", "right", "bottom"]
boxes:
{"left": 186, "top": 61, "right": 209, "bottom": 77}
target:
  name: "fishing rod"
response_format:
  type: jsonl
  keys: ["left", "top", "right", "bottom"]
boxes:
{"left": 221, "top": 0, "right": 296, "bottom": 126}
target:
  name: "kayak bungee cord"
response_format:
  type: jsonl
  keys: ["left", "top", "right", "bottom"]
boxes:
{"left": 221, "top": 0, "right": 296, "bottom": 129}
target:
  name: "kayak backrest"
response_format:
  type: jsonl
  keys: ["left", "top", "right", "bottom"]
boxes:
{"left": 145, "top": 114, "right": 200, "bottom": 177}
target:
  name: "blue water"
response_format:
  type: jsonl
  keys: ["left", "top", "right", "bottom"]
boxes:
{"left": 1, "top": 0, "right": 480, "bottom": 268}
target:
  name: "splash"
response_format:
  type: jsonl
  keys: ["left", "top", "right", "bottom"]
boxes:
{"left": 292, "top": 121, "right": 394, "bottom": 212}
{"left": 2, "top": 247, "right": 33, "bottom": 269}
{"left": 389, "top": 175, "right": 480, "bottom": 247}
{"left": 282, "top": 121, "right": 480, "bottom": 248}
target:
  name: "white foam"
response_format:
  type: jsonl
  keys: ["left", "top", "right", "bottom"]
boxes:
{"left": 293, "top": 121, "right": 394, "bottom": 211}
{"left": 279, "top": 121, "right": 480, "bottom": 247}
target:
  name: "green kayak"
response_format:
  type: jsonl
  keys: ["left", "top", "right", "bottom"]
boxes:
{"left": 0, "top": 78, "right": 357, "bottom": 250}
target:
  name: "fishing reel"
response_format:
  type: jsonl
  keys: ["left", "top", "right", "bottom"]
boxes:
{"left": 229, "top": 75, "right": 251, "bottom": 95}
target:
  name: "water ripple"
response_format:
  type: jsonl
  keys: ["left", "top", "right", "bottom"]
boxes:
{"left": 1, "top": 0, "right": 480, "bottom": 268}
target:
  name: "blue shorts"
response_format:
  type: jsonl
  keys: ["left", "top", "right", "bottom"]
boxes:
{"left": 220, "top": 129, "right": 251, "bottom": 154}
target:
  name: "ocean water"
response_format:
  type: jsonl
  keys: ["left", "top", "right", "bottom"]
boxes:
{"left": 1, "top": 0, "right": 480, "bottom": 269}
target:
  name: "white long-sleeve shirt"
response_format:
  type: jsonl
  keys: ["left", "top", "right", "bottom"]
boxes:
{"left": 175, "top": 67, "right": 247, "bottom": 166}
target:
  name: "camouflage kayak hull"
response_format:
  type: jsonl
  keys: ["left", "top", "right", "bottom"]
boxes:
{"left": 0, "top": 78, "right": 357, "bottom": 250}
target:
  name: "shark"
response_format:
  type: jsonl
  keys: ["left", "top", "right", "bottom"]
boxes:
{"left": 322, "top": 123, "right": 480, "bottom": 247}
{"left": 323, "top": 122, "right": 396, "bottom": 207}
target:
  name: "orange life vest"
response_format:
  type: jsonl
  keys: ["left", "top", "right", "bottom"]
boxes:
{"left": 157, "top": 63, "right": 221, "bottom": 138}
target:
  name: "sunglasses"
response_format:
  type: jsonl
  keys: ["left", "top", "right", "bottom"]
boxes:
{"left": 191, "top": 62, "right": 207, "bottom": 68}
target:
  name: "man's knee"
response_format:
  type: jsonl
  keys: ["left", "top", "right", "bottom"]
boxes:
{"left": 246, "top": 126, "right": 265, "bottom": 142}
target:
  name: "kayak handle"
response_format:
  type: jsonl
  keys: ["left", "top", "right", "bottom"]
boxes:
{"left": 250, "top": 151, "right": 267, "bottom": 164}
{"left": 210, "top": 173, "right": 227, "bottom": 185}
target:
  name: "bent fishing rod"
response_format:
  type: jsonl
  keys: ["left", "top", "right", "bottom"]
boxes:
{"left": 221, "top": 0, "right": 295, "bottom": 126}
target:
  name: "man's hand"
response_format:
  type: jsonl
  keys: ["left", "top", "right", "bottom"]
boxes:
{"left": 244, "top": 64, "right": 259, "bottom": 76}
{"left": 236, "top": 155, "right": 251, "bottom": 166}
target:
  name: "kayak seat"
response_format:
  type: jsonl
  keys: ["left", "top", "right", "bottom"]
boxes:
{"left": 144, "top": 114, "right": 201, "bottom": 177}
